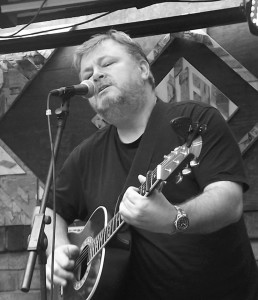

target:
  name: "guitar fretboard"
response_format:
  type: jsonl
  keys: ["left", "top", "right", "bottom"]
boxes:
{"left": 90, "top": 212, "right": 124, "bottom": 262}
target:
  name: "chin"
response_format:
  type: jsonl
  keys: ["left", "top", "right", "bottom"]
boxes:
{"left": 98, "top": 103, "right": 126, "bottom": 125}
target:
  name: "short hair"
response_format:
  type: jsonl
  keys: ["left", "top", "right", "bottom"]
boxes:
{"left": 73, "top": 29, "right": 155, "bottom": 89}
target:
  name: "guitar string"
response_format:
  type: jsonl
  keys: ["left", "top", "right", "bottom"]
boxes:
{"left": 73, "top": 213, "right": 124, "bottom": 270}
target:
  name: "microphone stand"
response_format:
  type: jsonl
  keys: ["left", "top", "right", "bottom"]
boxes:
{"left": 21, "top": 94, "right": 71, "bottom": 300}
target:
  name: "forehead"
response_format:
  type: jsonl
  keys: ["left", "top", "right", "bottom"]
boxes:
{"left": 81, "top": 39, "right": 130, "bottom": 64}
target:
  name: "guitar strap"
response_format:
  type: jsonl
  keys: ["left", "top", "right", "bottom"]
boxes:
{"left": 115, "top": 99, "right": 177, "bottom": 212}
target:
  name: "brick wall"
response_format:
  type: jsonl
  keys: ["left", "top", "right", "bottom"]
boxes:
{"left": 0, "top": 49, "right": 52, "bottom": 299}
{"left": 0, "top": 225, "right": 41, "bottom": 299}
{"left": 208, "top": 22, "right": 258, "bottom": 267}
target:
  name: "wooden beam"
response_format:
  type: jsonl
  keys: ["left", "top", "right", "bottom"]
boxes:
{"left": 0, "top": 0, "right": 244, "bottom": 28}
{"left": 0, "top": 0, "right": 243, "bottom": 14}
{"left": 1, "top": 0, "right": 127, "bottom": 13}
{"left": 0, "top": 7, "right": 247, "bottom": 54}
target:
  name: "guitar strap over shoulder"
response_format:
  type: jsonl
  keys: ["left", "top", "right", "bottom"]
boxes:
{"left": 116, "top": 99, "right": 209, "bottom": 211}
{"left": 115, "top": 99, "right": 175, "bottom": 211}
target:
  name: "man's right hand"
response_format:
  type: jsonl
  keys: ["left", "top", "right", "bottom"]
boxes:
{"left": 46, "top": 244, "right": 80, "bottom": 289}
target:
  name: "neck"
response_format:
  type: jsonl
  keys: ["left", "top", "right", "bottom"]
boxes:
{"left": 116, "top": 92, "right": 157, "bottom": 144}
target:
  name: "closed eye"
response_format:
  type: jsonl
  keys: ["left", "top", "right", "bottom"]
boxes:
{"left": 83, "top": 72, "right": 93, "bottom": 80}
{"left": 102, "top": 61, "right": 114, "bottom": 67}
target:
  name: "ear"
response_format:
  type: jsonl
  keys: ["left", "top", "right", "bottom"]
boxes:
{"left": 138, "top": 59, "right": 150, "bottom": 81}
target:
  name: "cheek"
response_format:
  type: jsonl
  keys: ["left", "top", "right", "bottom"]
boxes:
{"left": 113, "top": 64, "right": 138, "bottom": 82}
{"left": 117, "top": 70, "right": 142, "bottom": 88}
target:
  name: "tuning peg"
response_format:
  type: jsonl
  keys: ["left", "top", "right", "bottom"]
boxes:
{"left": 190, "top": 158, "right": 199, "bottom": 167}
{"left": 175, "top": 173, "right": 183, "bottom": 184}
{"left": 156, "top": 180, "right": 167, "bottom": 192}
{"left": 182, "top": 165, "right": 191, "bottom": 175}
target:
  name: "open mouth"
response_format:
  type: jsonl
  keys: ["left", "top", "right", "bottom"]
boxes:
{"left": 98, "top": 84, "right": 110, "bottom": 93}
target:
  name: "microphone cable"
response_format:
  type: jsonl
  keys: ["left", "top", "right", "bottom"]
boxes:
{"left": 46, "top": 93, "right": 57, "bottom": 300}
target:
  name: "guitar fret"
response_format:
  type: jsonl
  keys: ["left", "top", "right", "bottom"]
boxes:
{"left": 103, "top": 227, "right": 107, "bottom": 241}
{"left": 89, "top": 245, "right": 93, "bottom": 260}
{"left": 139, "top": 167, "right": 159, "bottom": 196}
{"left": 94, "top": 238, "right": 97, "bottom": 255}
{"left": 115, "top": 215, "right": 119, "bottom": 228}
{"left": 118, "top": 213, "right": 123, "bottom": 226}
{"left": 153, "top": 168, "right": 157, "bottom": 179}
{"left": 108, "top": 221, "right": 112, "bottom": 236}
{"left": 111, "top": 217, "right": 115, "bottom": 234}
{"left": 96, "top": 234, "right": 100, "bottom": 251}
{"left": 99, "top": 230, "right": 104, "bottom": 246}
{"left": 140, "top": 182, "right": 146, "bottom": 195}
{"left": 146, "top": 171, "right": 152, "bottom": 192}
{"left": 117, "top": 213, "right": 122, "bottom": 228}
{"left": 104, "top": 225, "right": 108, "bottom": 240}
{"left": 107, "top": 223, "right": 111, "bottom": 237}
{"left": 115, "top": 214, "right": 119, "bottom": 227}
{"left": 91, "top": 242, "right": 95, "bottom": 258}
{"left": 95, "top": 238, "right": 99, "bottom": 253}
{"left": 94, "top": 240, "right": 97, "bottom": 254}
{"left": 91, "top": 241, "right": 95, "bottom": 257}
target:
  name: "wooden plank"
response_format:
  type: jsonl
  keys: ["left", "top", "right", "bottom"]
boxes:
{"left": 250, "top": 239, "right": 258, "bottom": 261}
{"left": 0, "top": 0, "right": 243, "bottom": 14}
{"left": 0, "top": 7, "right": 247, "bottom": 54}
{"left": 244, "top": 212, "right": 258, "bottom": 239}
{"left": 239, "top": 123, "right": 258, "bottom": 155}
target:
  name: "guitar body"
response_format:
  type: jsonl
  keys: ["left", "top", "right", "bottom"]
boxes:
{"left": 63, "top": 206, "right": 131, "bottom": 300}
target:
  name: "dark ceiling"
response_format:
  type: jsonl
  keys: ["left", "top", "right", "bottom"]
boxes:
{"left": 0, "top": 0, "right": 155, "bottom": 29}
{"left": 0, "top": 0, "right": 250, "bottom": 53}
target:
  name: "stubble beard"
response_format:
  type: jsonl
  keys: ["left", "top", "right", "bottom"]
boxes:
{"left": 90, "top": 80, "right": 147, "bottom": 125}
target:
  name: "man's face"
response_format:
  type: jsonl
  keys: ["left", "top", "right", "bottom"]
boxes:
{"left": 79, "top": 39, "right": 148, "bottom": 123}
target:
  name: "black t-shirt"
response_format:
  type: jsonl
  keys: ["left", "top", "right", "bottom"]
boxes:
{"left": 47, "top": 100, "right": 258, "bottom": 300}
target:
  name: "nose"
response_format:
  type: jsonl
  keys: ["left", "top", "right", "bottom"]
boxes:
{"left": 93, "top": 68, "right": 105, "bottom": 82}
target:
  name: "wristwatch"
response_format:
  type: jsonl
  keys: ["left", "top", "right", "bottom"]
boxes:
{"left": 173, "top": 205, "right": 189, "bottom": 233}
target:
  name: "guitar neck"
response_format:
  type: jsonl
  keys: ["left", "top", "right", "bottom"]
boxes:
{"left": 86, "top": 211, "right": 123, "bottom": 264}
{"left": 87, "top": 172, "right": 161, "bottom": 264}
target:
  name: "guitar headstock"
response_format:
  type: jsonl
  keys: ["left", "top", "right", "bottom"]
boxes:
{"left": 139, "top": 136, "right": 202, "bottom": 196}
{"left": 157, "top": 135, "right": 202, "bottom": 182}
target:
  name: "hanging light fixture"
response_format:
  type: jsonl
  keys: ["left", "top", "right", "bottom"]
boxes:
{"left": 246, "top": 0, "right": 258, "bottom": 35}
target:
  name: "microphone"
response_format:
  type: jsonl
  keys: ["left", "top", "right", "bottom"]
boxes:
{"left": 50, "top": 80, "right": 95, "bottom": 97}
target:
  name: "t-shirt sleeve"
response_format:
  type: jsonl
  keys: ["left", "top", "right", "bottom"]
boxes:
{"left": 46, "top": 147, "right": 85, "bottom": 224}
{"left": 191, "top": 106, "right": 249, "bottom": 192}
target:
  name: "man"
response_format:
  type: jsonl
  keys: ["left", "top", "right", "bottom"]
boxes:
{"left": 44, "top": 30, "right": 258, "bottom": 299}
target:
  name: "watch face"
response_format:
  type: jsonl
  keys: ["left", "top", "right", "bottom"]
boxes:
{"left": 177, "top": 216, "right": 189, "bottom": 231}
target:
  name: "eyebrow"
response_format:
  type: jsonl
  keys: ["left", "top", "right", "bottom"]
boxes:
{"left": 81, "top": 55, "right": 117, "bottom": 75}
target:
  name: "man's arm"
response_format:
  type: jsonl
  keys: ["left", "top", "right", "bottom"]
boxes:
{"left": 33, "top": 207, "right": 79, "bottom": 288}
{"left": 181, "top": 180, "right": 243, "bottom": 234}
{"left": 119, "top": 178, "right": 243, "bottom": 235}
